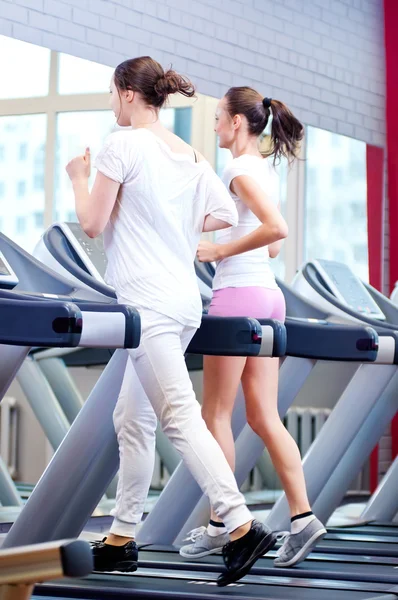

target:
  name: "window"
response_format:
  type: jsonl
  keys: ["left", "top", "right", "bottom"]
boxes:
{"left": 19, "top": 143, "right": 27, "bottom": 161}
{"left": 271, "top": 157, "right": 288, "bottom": 281}
{"left": 0, "top": 114, "right": 46, "bottom": 252}
{"left": 34, "top": 174, "right": 44, "bottom": 191}
{"left": 33, "top": 211, "right": 44, "bottom": 228}
{"left": 54, "top": 110, "right": 116, "bottom": 222}
{"left": 0, "top": 181, "right": 4, "bottom": 197}
{"left": 58, "top": 53, "right": 114, "bottom": 95}
{"left": 0, "top": 35, "right": 50, "bottom": 99}
{"left": 215, "top": 143, "right": 232, "bottom": 177}
{"left": 173, "top": 107, "right": 192, "bottom": 143}
{"left": 33, "top": 144, "right": 45, "bottom": 191}
{"left": 16, "top": 216, "right": 26, "bottom": 233}
{"left": 0, "top": 145, "right": 4, "bottom": 160}
{"left": 17, "top": 181, "right": 26, "bottom": 197}
{"left": 54, "top": 107, "right": 190, "bottom": 221}
{"left": 304, "top": 127, "right": 368, "bottom": 282}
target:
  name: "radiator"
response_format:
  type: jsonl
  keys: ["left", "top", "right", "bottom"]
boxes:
{"left": 248, "top": 406, "right": 368, "bottom": 493}
{"left": 0, "top": 397, "right": 19, "bottom": 479}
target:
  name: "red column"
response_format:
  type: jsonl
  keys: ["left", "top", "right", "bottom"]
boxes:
{"left": 367, "top": 145, "right": 385, "bottom": 492}
{"left": 383, "top": 0, "right": 398, "bottom": 472}
{"left": 384, "top": 0, "right": 398, "bottom": 297}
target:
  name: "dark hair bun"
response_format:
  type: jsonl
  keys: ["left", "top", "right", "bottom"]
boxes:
{"left": 115, "top": 56, "right": 195, "bottom": 109}
{"left": 154, "top": 69, "right": 195, "bottom": 102}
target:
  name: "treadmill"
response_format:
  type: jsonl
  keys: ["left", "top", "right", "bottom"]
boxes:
{"left": 0, "top": 232, "right": 141, "bottom": 527}
{"left": 0, "top": 250, "right": 85, "bottom": 514}
{"left": 280, "top": 259, "right": 398, "bottom": 542}
{"left": 14, "top": 229, "right": 398, "bottom": 600}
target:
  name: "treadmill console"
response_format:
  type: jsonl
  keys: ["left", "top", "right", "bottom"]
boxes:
{"left": 0, "top": 251, "right": 19, "bottom": 289}
{"left": 60, "top": 222, "right": 107, "bottom": 283}
{"left": 314, "top": 259, "right": 385, "bottom": 320}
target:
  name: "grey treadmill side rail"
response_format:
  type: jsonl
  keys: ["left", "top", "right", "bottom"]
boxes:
{"left": 0, "top": 345, "right": 29, "bottom": 402}
{"left": 36, "top": 357, "right": 83, "bottom": 426}
{"left": 0, "top": 456, "right": 22, "bottom": 507}
{"left": 16, "top": 358, "right": 70, "bottom": 451}
{"left": 361, "top": 454, "right": 398, "bottom": 522}
{"left": 312, "top": 370, "right": 398, "bottom": 524}
{"left": 267, "top": 363, "right": 397, "bottom": 532}
{"left": 3, "top": 350, "right": 128, "bottom": 548}
{"left": 34, "top": 356, "right": 119, "bottom": 500}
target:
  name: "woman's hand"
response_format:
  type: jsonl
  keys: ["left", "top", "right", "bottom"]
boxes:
{"left": 197, "top": 240, "right": 224, "bottom": 262}
{"left": 66, "top": 147, "right": 91, "bottom": 182}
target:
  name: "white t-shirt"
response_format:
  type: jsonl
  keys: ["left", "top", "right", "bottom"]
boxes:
{"left": 212, "top": 154, "right": 280, "bottom": 291}
{"left": 94, "top": 128, "right": 238, "bottom": 327}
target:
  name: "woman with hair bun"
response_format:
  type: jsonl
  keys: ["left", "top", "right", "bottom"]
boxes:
{"left": 66, "top": 59, "right": 275, "bottom": 585}
{"left": 180, "top": 87, "right": 326, "bottom": 567}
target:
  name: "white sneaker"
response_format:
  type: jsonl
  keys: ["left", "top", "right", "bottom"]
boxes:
{"left": 179, "top": 526, "right": 230, "bottom": 559}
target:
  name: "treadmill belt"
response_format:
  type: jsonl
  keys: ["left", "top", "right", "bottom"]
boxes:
{"left": 34, "top": 570, "right": 398, "bottom": 600}
{"left": 137, "top": 549, "right": 398, "bottom": 584}
{"left": 316, "top": 540, "right": 398, "bottom": 557}
{"left": 325, "top": 533, "right": 398, "bottom": 544}
{"left": 327, "top": 526, "right": 398, "bottom": 538}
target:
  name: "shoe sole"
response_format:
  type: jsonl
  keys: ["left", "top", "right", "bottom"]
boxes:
{"left": 217, "top": 531, "right": 277, "bottom": 587}
{"left": 180, "top": 547, "right": 223, "bottom": 559}
{"left": 274, "top": 528, "right": 327, "bottom": 568}
{"left": 93, "top": 560, "right": 138, "bottom": 573}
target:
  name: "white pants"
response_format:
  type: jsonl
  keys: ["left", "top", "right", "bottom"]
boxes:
{"left": 110, "top": 308, "right": 251, "bottom": 537}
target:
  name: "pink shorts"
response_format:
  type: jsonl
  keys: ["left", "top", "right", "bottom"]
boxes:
{"left": 208, "top": 286, "right": 286, "bottom": 322}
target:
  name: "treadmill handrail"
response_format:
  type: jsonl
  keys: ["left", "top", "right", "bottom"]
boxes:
{"left": 0, "top": 539, "right": 93, "bottom": 585}
{"left": 0, "top": 289, "right": 141, "bottom": 349}
{"left": 43, "top": 226, "right": 116, "bottom": 299}
{"left": 0, "top": 297, "right": 82, "bottom": 347}
{"left": 284, "top": 318, "right": 379, "bottom": 362}
{"left": 187, "top": 315, "right": 287, "bottom": 358}
{"left": 0, "top": 232, "right": 78, "bottom": 296}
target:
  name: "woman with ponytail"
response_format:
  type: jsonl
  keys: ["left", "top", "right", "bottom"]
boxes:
{"left": 181, "top": 87, "right": 326, "bottom": 567}
{"left": 66, "top": 61, "right": 275, "bottom": 584}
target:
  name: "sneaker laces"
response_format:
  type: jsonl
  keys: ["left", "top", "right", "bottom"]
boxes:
{"left": 90, "top": 537, "right": 107, "bottom": 549}
{"left": 183, "top": 526, "right": 207, "bottom": 543}
{"left": 275, "top": 531, "right": 290, "bottom": 556}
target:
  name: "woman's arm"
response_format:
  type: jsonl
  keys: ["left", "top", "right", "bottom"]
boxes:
{"left": 197, "top": 175, "right": 287, "bottom": 262}
{"left": 202, "top": 214, "right": 234, "bottom": 232}
{"left": 268, "top": 239, "right": 283, "bottom": 258}
{"left": 66, "top": 148, "right": 120, "bottom": 238}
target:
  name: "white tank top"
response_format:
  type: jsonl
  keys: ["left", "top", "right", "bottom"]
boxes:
{"left": 212, "top": 154, "right": 280, "bottom": 291}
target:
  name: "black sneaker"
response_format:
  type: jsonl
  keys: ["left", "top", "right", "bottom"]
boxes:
{"left": 217, "top": 520, "right": 276, "bottom": 586}
{"left": 91, "top": 537, "right": 138, "bottom": 572}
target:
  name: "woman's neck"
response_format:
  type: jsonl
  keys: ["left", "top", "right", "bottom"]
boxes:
{"left": 130, "top": 108, "right": 164, "bottom": 133}
{"left": 229, "top": 136, "right": 261, "bottom": 159}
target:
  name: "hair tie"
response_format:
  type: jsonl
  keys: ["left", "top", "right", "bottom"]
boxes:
{"left": 263, "top": 97, "right": 272, "bottom": 109}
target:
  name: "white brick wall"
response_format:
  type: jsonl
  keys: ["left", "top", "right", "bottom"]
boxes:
{"left": 0, "top": 0, "right": 385, "bottom": 146}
